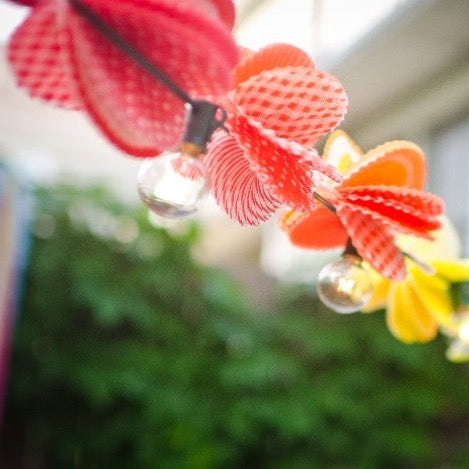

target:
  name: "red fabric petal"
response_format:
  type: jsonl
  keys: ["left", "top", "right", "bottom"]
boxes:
{"left": 200, "top": 0, "right": 236, "bottom": 29}
{"left": 7, "top": 1, "right": 83, "bottom": 109}
{"left": 6, "top": 0, "right": 37, "bottom": 6}
{"left": 336, "top": 204, "right": 407, "bottom": 280}
{"left": 338, "top": 186, "right": 444, "bottom": 237}
{"left": 234, "top": 43, "right": 314, "bottom": 86}
{"left": 205, "top": 131, "right": 281, "bottom": 226}
{"left": 8, "top": 0, "right": 238, "bottom": 156}
{"left": 233, "top": 66, "right": 348, "bottom": 147}
{"left": 68, "top": 0, "right": 238, "bottom": 156}
{"left": 228, "top": 109, "right": 341, "bottom": 211}
{"left": 280, "top": 204, "right": 348, "bottom": 249}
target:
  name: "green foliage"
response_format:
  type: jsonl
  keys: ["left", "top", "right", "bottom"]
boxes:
{"left": 2, "top": 184, "right": 469, "bottom": 468}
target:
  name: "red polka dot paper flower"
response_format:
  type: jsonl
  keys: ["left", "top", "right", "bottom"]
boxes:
{"left": 203, "top": 43, "right": 348, "bottom": 226}
{"left": 7, "top": 0, "right": 239, "bottom": 156}
{"left": 280, "top": 131, "right": 445, "bottom": 312}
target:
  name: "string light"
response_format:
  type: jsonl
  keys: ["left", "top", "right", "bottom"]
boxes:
{"left": 316, "top": 238, "right": 373, "bottom": 314}
{"left": 69, "top": 0, "right": 228, "bottom": 220}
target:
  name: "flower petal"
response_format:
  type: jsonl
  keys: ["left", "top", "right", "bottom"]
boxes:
{"left": 228, "top": 109, "right": 340, "bottom": 211}
{"left": 336, "top": 204, "right": 407, "bottom": 280}
{"left": 387, "top": 282, "right": 438, "bottom": 343}
{"left": 204, "top": 131, "right": 281, "bottom": 225}
{"left": 279, "top": 205, "right": 347, "bottom": 249}
{"left": 6, "top": 0, "right": 37, "bottom": 5}
{"left": 397, "top": 216, "right": 461, "bottom": 261}
{"left": 234, "top": 43, "right": 314, "bottom": 86}
{"left": 233, "top": 66, "right": 348, "bottom": 147}
{"left": 7, "top": 1, "right": 83, "bottom": 109}
{"left": 323, "top": 130, "right": 363, "bottom": 175}
{"left": 198, "top": 0, "right": 236, "bottom": 29}
{"left": 341, "top": 141, "right": 426, "bottom": 190}
{"left": 408, "top": 263, "right": 455, "bottom": 329}
{"left": 361, "top": 265, "right": 392, "bottom": 312}
{"left": 338, "top": 186, "right": 444, "bottom": 237}
{"left": 432, "top": 259, "right": 469, "bottom": 282}
{"left": 42, "top": 0, "right": 237, "bottom": 156}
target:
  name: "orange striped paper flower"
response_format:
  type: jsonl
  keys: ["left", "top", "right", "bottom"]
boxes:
{"left": 281, "top": 131, "right": 444, "bottom": 281}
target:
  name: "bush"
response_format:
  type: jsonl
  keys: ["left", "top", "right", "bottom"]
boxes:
{"left": 1, "top": 184, "right": 469, "bottom": 468}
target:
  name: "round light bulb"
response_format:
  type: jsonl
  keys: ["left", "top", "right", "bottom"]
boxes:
{"left": 316, "top": 255, "right": 373, "bottom": 314}
{"left": 137, "top": 151, "right": 208, "bottom": 219}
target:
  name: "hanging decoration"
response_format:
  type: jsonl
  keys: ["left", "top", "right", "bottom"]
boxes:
{"left": 7, "top": 0, "right": 238, "bottom": 155}
{"left": 5, "top": 0, "right": 469, "bottom": 360}
{"left": 203, "top": 43, "right": 348, "bottom": 226}
{"left": 362, "top": 217, "right": 469, "bottom": 361}
{"left": 280, "top": 131, "right": 445, "bottom": 310}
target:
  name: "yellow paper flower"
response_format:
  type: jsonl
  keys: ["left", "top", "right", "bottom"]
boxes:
{"left": 362, "top": 217, "right": 469, "bottom": 345}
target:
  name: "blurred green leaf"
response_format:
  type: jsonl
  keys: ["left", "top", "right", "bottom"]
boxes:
{"left": 2, "top": 184, "right": 469, "bottom": 468}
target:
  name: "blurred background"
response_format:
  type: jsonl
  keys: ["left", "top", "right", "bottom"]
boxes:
{"left": 1, "top": 0, "right": 469, "bottom": 467}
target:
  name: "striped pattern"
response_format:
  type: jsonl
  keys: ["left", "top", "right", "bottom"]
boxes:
{"left": 338, "top": 186, "right": 444, "bottom": 237}
{"left": 205, "top": 132, "right": 281, "bottom": 226}
{"left": 337, "top": 204, "right": 407, "bottom": 281}
{"left": 228, "top": 110, "right": 340, "bottom": 212}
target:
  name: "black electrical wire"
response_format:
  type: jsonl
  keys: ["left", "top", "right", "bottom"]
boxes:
{"left": 69, "top": 0, "right": 194, "bottom": 106}
{"left": 68, "top": 0, "right": 228, "bottom": 151}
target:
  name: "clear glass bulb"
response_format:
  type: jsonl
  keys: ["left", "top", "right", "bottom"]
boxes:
{"left": 316, "top": 255, "right": 373, "bottom": 314}
{"left": 137, "top": 151, "right": 208, "bottom": 219}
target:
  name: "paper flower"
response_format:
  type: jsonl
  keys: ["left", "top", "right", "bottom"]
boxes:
{"left": 280, "top": 131, "right": 445, "bottom": 280}
{"left": 361, "top": 217, "right": 469, "bottom": 347}
{"left": 7, "top": 0, "right": 239, "bottom": 156}
{"left": 203, "top": 43, "right": 348, "bottom": 226}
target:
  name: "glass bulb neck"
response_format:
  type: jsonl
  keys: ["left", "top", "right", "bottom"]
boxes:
{"left": 343, "top": 238, "right": 361, "bottom": 260}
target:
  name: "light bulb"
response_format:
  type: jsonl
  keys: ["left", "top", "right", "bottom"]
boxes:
{"left": 316, "top": 255, "right": 373, "bottom": 314}
{"left": 137, "top": 151, "right": 208, "bottom": 219}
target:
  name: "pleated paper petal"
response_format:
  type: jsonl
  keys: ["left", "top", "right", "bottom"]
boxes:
{"left": 387, "top": 282, "right": 438, "bottom": 343}
{"left": 233, "top": 66, "right": 348, "bottom": 147}
{"left": 199, "top": 0, "right": 236, "bottom": 28}
{"left": 9, "top": 0, "right": 238, "bottom": 157}
{"left": 322, "top": 130, "right": 363, "bottom": 175}
{"left": 205, "top": 132, "right": 281, "bottom": 225}
{"left": 280, "top": 205, "right": 347, "bottom": 249}
{"left": 69, "top": 0, "right": 238, "bottom": 156}
{"left": 340, "top": 141, "right": 426, "bottom": 190}
{"left": 234, "top": 43, "right": 314, "bottom": 86}
{"left": 432, "top": 259, "right": 469, "bottom": 282}
{"left": 408, "top": 263, "right": 454, "bottom": 328}
{"left": 338, "top": 186, "right": 444, "bottom": 236}
{"left": 336, "top": 204, "right": 407, "bottom": 280}
{"left": 228, "top": 109, "right": 341, "bottom": 211}
{"left": 7, "top": 1, "right": 83, "bottom": 109}
{"left": 361, "top": 266, "right": 392, "bottom": 312}
{"left": 6, "top": 1, "right": 37, "bottom": 8}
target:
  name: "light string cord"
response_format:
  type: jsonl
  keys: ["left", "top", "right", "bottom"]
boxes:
{"left": 68, "top": 0, "right": 227, "bottom": 150}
